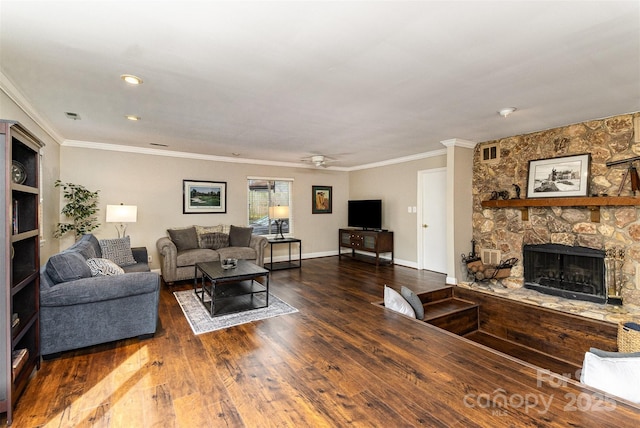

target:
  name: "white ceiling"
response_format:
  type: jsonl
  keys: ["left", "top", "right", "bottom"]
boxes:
{"left": 1, "top": 1, "right": 639, "bottom": 169}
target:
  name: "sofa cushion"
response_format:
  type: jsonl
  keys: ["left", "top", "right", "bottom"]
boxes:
{"left": 45, "top": 251, "right": 93, "bottom": 284}
{"left": 122, "top": 262, "right": 151, "bottom": 273}
{"left": 200, "top": 232, "right": 229, "bottom": 250}
{"left": 99, "top": 236, "right": 137, "bottom": 266}
{"left": 86, "top": 258, "right": 125, "bottom": 276}
{"left": 176, "top": 248, "right": 219, "bottom": 267}
{"left": 168, "top": 226, "right": 199, "bottom": 251}
{"left": 229, "top": 225, "right": 253, "bottom": 247}
{"left": 217, "top": 246, "right": 257, "bottom": 261}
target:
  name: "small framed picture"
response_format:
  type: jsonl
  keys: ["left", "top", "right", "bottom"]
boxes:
{"left": 312, "top": 185, "right": 332, "bottom": 214}
{"left": 526, "top": 154, "right": 590, "bottom": 198}
{"left": 183, "top": 180, "right": 227, "bottom": 214}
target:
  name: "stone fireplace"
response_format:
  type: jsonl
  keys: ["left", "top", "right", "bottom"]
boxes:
{"left": 523, "top": 244, "right": 606, "bottom": 304}
{"left": 471, "top": 112, "right": 640, "bottom": 306}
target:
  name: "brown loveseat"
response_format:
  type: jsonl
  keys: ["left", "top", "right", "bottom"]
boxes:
{"left": 156, "top": 224, "right": 268, "bottom": 284}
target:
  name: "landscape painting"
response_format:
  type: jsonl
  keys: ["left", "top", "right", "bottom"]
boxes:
{"left": 183, "top": 180, "right": 227, "bottom": 213}
{"left": 526, "top": 154, "right": 590, "bottom": 198}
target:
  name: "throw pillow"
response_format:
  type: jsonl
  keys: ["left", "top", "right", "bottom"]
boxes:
{"left": 229, "top": 225, "right": 253, "bottom": 247}
{"left": 167, "top": 226, "right": 199, "bottom": 251}
{"left": 99, "top": 236, "right": 137, "bottom": 267}
{"left": 200, "top": 232, "right": 230, "bottom": 250}
{"left": 45, "top": 251, "right": 92, "bottom": 284}
{"left": 195, "top": 225, "right": 223, "bottom": 247}
{"left": 581, "top": 351, "right": 640, "bottom": 403}
{"left": 384, "top": 285, "right": 416, "bottom": 318}
{"left": 86, "top": 258, "right": 125, "bottom": 276}
{"left": 401, "top": 286, "right": 424, "bottom": 319}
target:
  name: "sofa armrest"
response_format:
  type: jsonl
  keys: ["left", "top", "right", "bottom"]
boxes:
{"left": 156, "top": 237, "right": 176, "bottom": 256}
{"left": 131, "top": 246, "right": 148, "bottom": 264}
{"left": 249, "top": 235, "right": 268, "bottom": 267}
{"left": 40, "top": 272, "right": 160, "bottom": 307}
{"left": 156, "top": 236, "right": 178, "bottom": 281}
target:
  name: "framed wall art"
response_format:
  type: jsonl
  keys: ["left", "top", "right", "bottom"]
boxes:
{"left": 183, "top": 180, "right": 227, "bottom": 214}
{"left": 312, "top": 185, "right": 332, "bottom": 214}
{"left": 526, "top": 154, "right": 590, "bottom": 198}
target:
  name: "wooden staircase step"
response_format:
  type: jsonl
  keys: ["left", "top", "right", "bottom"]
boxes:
{"left": 464, "top": 330, "right": 580, "bottom": 376}
{"left": 422, "top": 297, "right": 479, "bottom": 336}
{"left": 422, "top": 297, "right": 477, "bottom": 321}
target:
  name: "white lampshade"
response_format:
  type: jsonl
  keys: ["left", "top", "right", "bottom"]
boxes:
{"left": 106, "top": 204, "right": 137, "bottom": 223}
{"left": 268, "top": 205, "right": 289, "bottom": 219}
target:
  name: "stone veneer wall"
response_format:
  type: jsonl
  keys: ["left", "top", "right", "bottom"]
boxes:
{"left": 472, "top": 112, "right": 640, "bottom": 306}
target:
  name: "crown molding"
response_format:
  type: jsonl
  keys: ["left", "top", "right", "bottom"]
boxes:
{"left": 0, "top": 69, "right": 64, "bottom": 144}
{"left": 62, "top": 139, "right": 352, "bottom": 170}
{"left": 441, "top": 138, "right": 477, "bottom": 149}
{"left": 348, "top": 148, "right": 447, "bottom": 171}
{"left": 62, "top": 139, "right": 448, "bottom": 171}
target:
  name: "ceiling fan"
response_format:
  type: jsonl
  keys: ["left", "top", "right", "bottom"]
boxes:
{"left": 301, "top": 155, "right": 336, "bottom": 168}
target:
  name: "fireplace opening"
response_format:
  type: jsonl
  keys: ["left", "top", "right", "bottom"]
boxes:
{"left": 523, "top": 244, "right": 606, "bottom": 304}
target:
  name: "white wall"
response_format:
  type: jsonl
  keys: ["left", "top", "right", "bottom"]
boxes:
{"left": 59, "top": 146, "right": 349, "bottom": 269}
{"left": 348, "top": 154, "right": 447, "bottom": 265}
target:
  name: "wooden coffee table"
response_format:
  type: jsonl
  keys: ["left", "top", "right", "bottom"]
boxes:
{"left": 194, "top": 260, "right": 269, "bottom": 317}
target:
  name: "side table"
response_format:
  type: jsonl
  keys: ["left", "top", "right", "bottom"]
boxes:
{"left": 267, "top": 238, "right": 302, "bottom": 270}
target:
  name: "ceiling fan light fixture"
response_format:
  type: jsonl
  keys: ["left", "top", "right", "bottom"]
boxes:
{"left": 121, "top": 74, "right": 143, "bottom": 85}
{"left": 311, "top": 155, "right": 325, "bottom": 167}
{"left": 498, "top": 107, "right": 517, "bottom": 118}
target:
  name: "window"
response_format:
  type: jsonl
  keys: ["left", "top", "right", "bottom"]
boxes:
{"left": 247, "top": 178, "right": 292, "bottom": 237}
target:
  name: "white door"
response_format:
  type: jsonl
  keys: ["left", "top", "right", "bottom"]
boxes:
{"left": 418, "top": 168, "right": 447, "bottom": 273}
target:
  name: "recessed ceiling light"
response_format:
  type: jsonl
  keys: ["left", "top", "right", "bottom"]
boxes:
{"left": 125, "top": 115, "right": 141, "bottom": 121}
{"left": 498, "top": 107, "right": 517, "bottom": 118}
{"left": 121, "top": 74, "right": 143, "bottom": 85}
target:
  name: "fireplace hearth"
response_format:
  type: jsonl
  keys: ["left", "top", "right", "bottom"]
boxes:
{"left": 523, "top": 244, "right": 606, "bottom": 304}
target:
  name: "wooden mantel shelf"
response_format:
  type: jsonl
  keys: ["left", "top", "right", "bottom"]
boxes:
{"left": 481, "top": 196, "right": 640, "bottom": 222}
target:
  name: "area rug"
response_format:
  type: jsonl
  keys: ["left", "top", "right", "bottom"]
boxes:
{"left": 174, "top": 289, "right": 298, "bottom": 335}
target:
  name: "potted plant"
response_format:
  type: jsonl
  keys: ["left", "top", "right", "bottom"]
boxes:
{"left": 54, "top": 180, "right": 100, "bottom": 240}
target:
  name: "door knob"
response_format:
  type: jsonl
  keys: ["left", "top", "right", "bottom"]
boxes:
{"left": 423, "top": 224, "right": 428, "bottom": 228}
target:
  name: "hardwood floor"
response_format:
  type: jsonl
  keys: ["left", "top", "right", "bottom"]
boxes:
{"left": 5, "top": 257, "right": 640, "bottom": 427}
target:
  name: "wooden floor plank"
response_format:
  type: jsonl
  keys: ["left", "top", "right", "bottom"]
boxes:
{"left": 5, "top": 256, "right": 640, "bottom": 427}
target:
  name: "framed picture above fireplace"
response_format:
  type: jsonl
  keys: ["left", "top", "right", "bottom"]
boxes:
{"left": 526, "top": 154, "right": 590, "bottom": 198}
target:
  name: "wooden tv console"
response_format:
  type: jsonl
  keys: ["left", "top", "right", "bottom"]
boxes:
{"left": 339, "top": 229, "right": 393, "bottom": 266}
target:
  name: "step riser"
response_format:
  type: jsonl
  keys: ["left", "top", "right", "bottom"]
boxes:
{"left": 426, "top": 307, "right": 478, "bottom": 336}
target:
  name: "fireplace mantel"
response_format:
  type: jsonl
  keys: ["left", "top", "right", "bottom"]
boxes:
{"left": 481, "top": 196, "right": 640, "bottom": 222}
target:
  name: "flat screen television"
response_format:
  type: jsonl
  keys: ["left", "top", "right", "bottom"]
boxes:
{"left": 348, "top": 199, "right": 382, "bottom": 230}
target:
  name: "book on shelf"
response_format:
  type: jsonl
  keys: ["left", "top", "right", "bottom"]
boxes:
{"left": 13, "top": 199, "right": 19, "bottom": 234}
{"left": 12, "top": 348, "right": 29, "bottom": 377}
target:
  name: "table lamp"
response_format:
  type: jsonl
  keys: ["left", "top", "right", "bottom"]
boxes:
{"left": 106, "top": 203, "right": 137, "bottom": 238}
{"left": 268, "top": 205, "right": 289, "bottom": 240}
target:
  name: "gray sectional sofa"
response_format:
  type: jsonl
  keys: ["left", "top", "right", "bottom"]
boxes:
{"left": 40, "top": 234, "right": 160, "bottom": 357}
{"left": 156, "top": 224, "right": 268, "bottom": 284}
